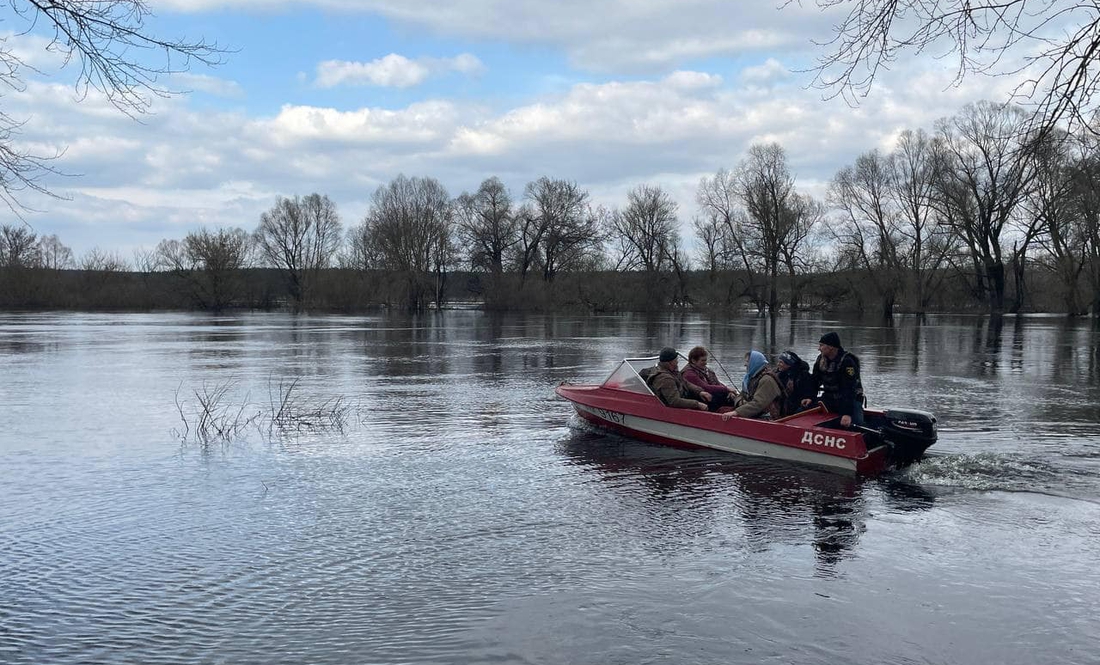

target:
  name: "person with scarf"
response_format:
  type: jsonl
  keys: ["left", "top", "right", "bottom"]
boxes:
{"left": 721, "top": 350, "right": 784, "bottom": 420}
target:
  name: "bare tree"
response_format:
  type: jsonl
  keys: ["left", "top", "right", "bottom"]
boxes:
{"left": 935, "top": 101, "right": 1037, "bottom": 312}
{"left": 0, "top": 224, "right": 39, "bottom": 267}
{"left": 0, "top": 1, "right": 225, "bottom": 211}
{"left": 1075, "top": 142, "right": 1100, "bottom": 316}
{"left": 830, "top": 150, "right": 906, "bottom": 316}
{"left": 516, "top": 177, "right": 601, "bottom": 283}
{"left": 608, "top": 184, "right": 680, "bottom": 273}
{"left": 799, "top": 0, "right": 1100, "bottom": 137}
{"left": 696, "top": 169, "right": 764, "bottom": 308}
{"left": 692, "top": 214, "right": 723, "bottom": 280}
{"left": 131, "top": 246, "right": 159, "bottom": 274}
{"left": 606, "top": 184, "right": 685, "bottom": 307}
{"left": 354, "top": 175, "right": 453, "bottom": 311}
{"left": 255, "top": 194, "right": 343, "bottom": 310}
{"left": 778, "top": 192, "right": 824, "bottom": 312}
{"left": 734, "top": 143, "right": 804, "bottom": 319}
{"left": 37, "top": 234, "right": 74, "bottom": 270}
{"left": 158, "top": 227, "right": 251, "bottom": 311}
{"left": 455, "top": 176, "right": 518, "bottom": 276}
{"left": 1020, "top": 130, "right": 1086, "bottom": 313}
{"left": 891, "top": 129, "right": 955, "bottom": 313}
{"left": 79, "top": 247, "right": 129, "bottom": 272}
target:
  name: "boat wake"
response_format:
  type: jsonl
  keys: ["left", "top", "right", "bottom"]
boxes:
{"left": 902, "top": 452, "right": 1100, "bottom": 502}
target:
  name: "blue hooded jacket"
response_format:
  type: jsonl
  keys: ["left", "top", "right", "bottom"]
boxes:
{"left": 742, "top": 350, "right": 768, "bottom": 393}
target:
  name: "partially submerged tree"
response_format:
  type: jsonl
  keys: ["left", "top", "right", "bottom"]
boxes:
{"left": 935, "top": 101, "right": 1037, "bottom": 312}
{"left": 607, "top": 185, "right": 688, "bottom": 307}
{"left": 608, "top": 184, "right": 680, "bottom": 273}
{"left": 829, "top": 142, "right": 951, "bottom": 317}
{"left": 354, "top": 175, "right": 453, "bottom": 311}
{"left": 255, "top": 194, "right": 343, "bottom": 310}
{"left": 890, "top": 129, "right": 955, "bottom": 313}
{"left": 735, "top": 142, "right": 815, "bottom": 319}
{"left": 157, "top": 227, "right": 252, "bottom": 311}
{"left": 515, "top": 177, "right": 601, "bottom": 284}
{"left": 454, "top": 176, "right": 518, "bottom": 276}
{"left": 696, "top": 169, "right": 764, "bottom": 309}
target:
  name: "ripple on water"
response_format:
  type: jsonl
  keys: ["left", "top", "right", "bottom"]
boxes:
{"left": 902, "top": 451, "right": 1100, "bottom": 501}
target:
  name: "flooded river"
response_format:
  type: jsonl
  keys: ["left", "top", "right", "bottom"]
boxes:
{"left": 2, "top": 311, "right": 1098, "bottom": 664}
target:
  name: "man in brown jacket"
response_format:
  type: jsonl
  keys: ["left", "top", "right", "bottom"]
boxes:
{"left": 638, "top": 347, "right": 712, "bottom": 410}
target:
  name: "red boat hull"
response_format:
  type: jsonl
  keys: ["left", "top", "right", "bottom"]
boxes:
{"left": 556, "top": 384, "right": 889, "bottom": 474}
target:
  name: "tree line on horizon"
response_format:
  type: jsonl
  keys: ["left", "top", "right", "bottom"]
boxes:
{"left": 2, "top": 100, "right": 1100, "bottom": 317}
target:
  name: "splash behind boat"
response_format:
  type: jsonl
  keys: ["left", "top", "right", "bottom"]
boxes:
{"left": 556, "top": 356, "right": 937, "bottom": 474}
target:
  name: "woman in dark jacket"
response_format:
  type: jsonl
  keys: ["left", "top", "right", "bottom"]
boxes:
{"left": 776, "top": 350, "right": 815, "bottom": 417}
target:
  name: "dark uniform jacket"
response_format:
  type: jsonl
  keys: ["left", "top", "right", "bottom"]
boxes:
{"left": 639, "top": 365, "right": 707, "bottom": 409}
{"left": 809, "top": 347, "right": 864, "bottom": 417}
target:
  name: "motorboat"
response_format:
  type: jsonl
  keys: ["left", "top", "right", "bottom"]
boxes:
{"left": 556, "top": 356, "right": 938, "bottom": 474}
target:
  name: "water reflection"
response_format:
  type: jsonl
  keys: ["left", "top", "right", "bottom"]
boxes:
{"left": 554, "top": 428, "right": 935, "bottom": 575}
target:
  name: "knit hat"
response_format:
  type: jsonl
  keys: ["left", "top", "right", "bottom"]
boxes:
{"left": 819, "top": 331, "right": 841, "bottom": 348}
{"left": 778, "top": 350, "right": 801, "bottom": 367}
{"left": 658, "top": 347, "right": 678, "bottom": 362}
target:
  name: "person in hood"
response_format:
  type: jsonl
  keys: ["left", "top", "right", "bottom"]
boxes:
{"left": 801, "top": 331, "right": 865, "bottom": 427}
{"left": 639, "top": 347, "right": 713, "bottom": 410}
{"left": 722, "top": 350, "right": 784, "bottom": 420}
{"left": 776, "top": 350, "right": 815, "bottom": 416}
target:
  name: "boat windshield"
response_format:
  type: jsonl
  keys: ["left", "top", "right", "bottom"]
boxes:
{"left": 600, "top": 357, "right": 658, "bottom": 395}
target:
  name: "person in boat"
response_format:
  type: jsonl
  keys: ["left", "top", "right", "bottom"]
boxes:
{"left": 776, "top": 350, "right": 815, "bottom": 416}
{"left": 680, "top": 346, "right": 735, "bottom": 410}
{"left": 721, "top": 350, "right": 784, "bottom": 420}
{"left": 801, "top": 331, "right": 865, "bottom": 427}
{"left": 639, "top": 347, "right": 713, "bottom": 411}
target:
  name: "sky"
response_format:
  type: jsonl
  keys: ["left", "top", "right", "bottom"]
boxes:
{"left": 2, "top": 0, "right": 1033, "bottom": 257}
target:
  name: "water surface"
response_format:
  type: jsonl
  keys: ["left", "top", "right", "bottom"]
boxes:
{"left": 2, "top": 311, "right": 1098, "bottom": 664}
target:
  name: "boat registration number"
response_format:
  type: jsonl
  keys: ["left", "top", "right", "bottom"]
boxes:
{"left": 593, "top": 407, "right": 626, "bottom": 424}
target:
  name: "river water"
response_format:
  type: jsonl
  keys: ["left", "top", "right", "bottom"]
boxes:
{"left": 2, "top": 311, "right": 1098, "bottom": 664}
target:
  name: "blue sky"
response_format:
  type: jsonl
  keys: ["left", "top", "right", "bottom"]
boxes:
{"left": 3, "top": 1, "right": 1031, "bottom": 257}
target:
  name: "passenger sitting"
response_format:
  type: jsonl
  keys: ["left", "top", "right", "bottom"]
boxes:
{"left": 776, "top": 350, "right": 815, "bottom": 416}
{"left": 680, "top": 346, "right": 735, "bottom": 411}
{"left": 721, "top": 350, "right": 784, "bottom": 420}
{"left": 639, "top": 347, "right": 713, "bottom": 411}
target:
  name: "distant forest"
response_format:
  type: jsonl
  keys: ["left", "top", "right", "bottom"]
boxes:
{"left": 2, "top": 100, "right": 1099, "bottom": 317}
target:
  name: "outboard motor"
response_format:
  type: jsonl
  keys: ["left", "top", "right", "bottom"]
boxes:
{"left": 879, "top": 409, "right": 938, "bottom": 465}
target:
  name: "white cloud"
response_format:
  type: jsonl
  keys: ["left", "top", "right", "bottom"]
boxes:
{"left": 160, "top": 0, "right": 835, "bottom": 73}
{"left": 5, "top": 43, "right": 1032, "bottom": 256}
{"left": 740, "top": 58, "right": 791, "bottom": 85}
{"left": 259, "top": 100, "right": 465, "bottom": 144}
{"left": 315, "top": 53, "right": 484, "bottom": 88}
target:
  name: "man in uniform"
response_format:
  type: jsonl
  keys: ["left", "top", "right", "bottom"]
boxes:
{"left": 639, "top": 347, "right": 712, "bottom": 411}
{"left": 801, "top": 332, "right": 865, "bottom": 427}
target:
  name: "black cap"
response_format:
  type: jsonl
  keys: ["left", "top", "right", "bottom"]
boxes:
{"left": 658, "top": 347, "right": 678, "bottom": 362}
{"left": 819, "top": 331, "right": 841, "bottom": 348}
{"left": 778, "top": 350, "right": 800, "bottom": 367}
